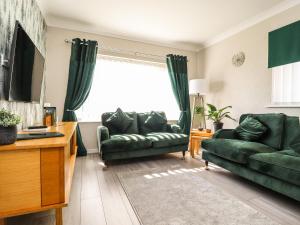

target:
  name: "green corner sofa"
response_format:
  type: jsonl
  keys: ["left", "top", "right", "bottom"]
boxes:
{"left": 97, "top": 111, "right": 189, "bottom": 164}
{"left": 202, "top": 113, "right": 300, "bottom": 201}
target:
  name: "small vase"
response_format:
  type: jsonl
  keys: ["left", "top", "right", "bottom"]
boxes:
{"left": 0, "top": 125, "right": 17, "bottom": 145}
{"left": 213, "top": 122, "right": 223, "bottom": 132}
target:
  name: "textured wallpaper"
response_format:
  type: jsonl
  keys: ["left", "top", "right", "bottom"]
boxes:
{"left": 0, "top": 0, "right": 46, "bottom": 128}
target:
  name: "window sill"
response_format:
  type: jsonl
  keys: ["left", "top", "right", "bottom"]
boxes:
{"left": 265, "top": 104, "right": 300, "bottom": 108}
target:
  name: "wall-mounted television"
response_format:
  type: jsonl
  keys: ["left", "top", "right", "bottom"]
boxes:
{"left": 5, "top": 21, "right": 45, "bottom": 103}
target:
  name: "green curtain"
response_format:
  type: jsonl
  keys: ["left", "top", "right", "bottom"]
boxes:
{"left": 63, "top": 38, "right": 98, "bottom": 156}
{"left": 166, "top": 54, "right": 191, "bottom": 135}
{"left": 268, "top": 20, "right": 300, "bottom": 68}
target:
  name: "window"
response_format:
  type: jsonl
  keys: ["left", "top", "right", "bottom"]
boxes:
{"left": 271, "top": 62, "right": 300, "bottom": 105}
{"left": 76, "top": 55, "right": 180, "bottom": 121}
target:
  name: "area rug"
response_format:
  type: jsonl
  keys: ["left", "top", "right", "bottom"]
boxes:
{"left": 117, "top": 166, "right": 279, "bottom": 225}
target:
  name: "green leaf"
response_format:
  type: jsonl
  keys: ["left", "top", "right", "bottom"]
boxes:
{"left": 224, "top": 114, "right": 237, "bottom": 121}
{"left": 206, "top": 103, "right": 217, "bottom": 112}
{"left": 205, "top": 104, "right": 235, "bottom": 123}
{"left": 0, "top": 108, "right": 21, "bottom": 127}
{"left": 194, "top": 106, "right": 205, "bottom": 115}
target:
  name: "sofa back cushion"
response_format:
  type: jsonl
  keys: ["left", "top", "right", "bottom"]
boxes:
{"left": 239, "top": 113, "right": 286, "bottom": 150}
{"left": 102, "top": 111, "right": 139, "bottom": 135}
{"left": 137, "top": 112, "right": 168, "bottom": 134}
{"left": 283, "top": 116, "right": 300, "bottom": 149}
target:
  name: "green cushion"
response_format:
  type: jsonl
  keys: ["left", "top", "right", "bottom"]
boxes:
{"left": 101, "top": 134, "right": 152, "bottom": 152}
{"left": 249, "top": 150, "right": 300, "bottom": 186}
{"left": 146, "top": 132, "right": 188, "bottom": 148}
{"left": 201, "top": 139, "right": 275, "bottom": 164}
{"left": 235, "top": 116, "right": 267, "bottom": 141}
{"left": 169, "top": 124, "right": 182, "bottom": 134}
{"left": 105, "top": 108, "right": 133, "bottom": 133}
{"left": 283, "top": 116, "right": 300, "bottom": 149}
{"left": 102, "top": 111, "right": 138, "bottom": 135}
{"left": 213, "top": 129, "right": 237, "bottom": 139}
{"left": 144, "top": 111, "right": 167, "bottom": 132}
{"left": 290, "top": 130, "right": 300, "bottom": 153}
{"left": 240, "top": 113, "right": 285, "bottom": 149}
{"left": 137, "top": 112, "right": 168, "bottom": 134}
{"left": 102, "top": 145, "right": 187, "bottom": 161}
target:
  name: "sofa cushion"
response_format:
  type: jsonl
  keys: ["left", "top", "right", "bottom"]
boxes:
{"left": 101, "top": 134, "right": 152, "bottom": 152}
{"left": 102, "top": 111, "right": 139, "bottom": 135}
{"left": 290, "top": 130, "right": 300, "bottom": 154}
{"left": 201, "top": 139, "right": 275, "bottom": 164}
{"left": 144, "top": 111, "right": 167, "bottom": 132}
{"left": 249, "top": 150, "right": 300, "bottom": 186}
{"left": 283, "top": 116, "right": 300, "bottom": 149}
{"left": 235, "top": 116, "right": 267, "bottom": 141}
{"left": 105, "top": 108, "right": 133, "bottom": 133}
{"left": 239, "top": 113, "right": 286, "bottom": 150}
{"left": 146, "top": 132, "right": 188, "bottom": 148}
{"left": 138, "top": 112, "right": 168, "bottom": 134}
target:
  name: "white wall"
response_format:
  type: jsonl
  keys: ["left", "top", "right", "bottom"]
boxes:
{"left": 198, "top": 4, "right": 300, "bottom": 130}
{"left": 45, "top": 27, "right": 198, "bottom": 150}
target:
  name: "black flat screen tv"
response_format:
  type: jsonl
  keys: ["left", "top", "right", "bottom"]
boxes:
{"left": 5, "top": 21, "right": 45, "bottom": 103}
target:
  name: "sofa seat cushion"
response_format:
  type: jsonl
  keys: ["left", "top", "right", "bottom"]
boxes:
{"left": 201, "top": 139, "right": 275, "bottom": 164}
{"left": 146, "top": 132, "right": 188, "bottom": 148}
{"left": 101, "top": 134, "right": 152, "bottom": 153}
{"left": 249, "top": 149, "right": 300, "bottom": 186}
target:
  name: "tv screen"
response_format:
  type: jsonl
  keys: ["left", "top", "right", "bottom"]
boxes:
{"left": 5, "top": 21, "right": 45, "bottom": 102}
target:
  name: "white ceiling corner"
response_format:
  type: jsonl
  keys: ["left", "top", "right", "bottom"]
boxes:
{"left": 201, "top": 0, "right": 300, "bottom": 50}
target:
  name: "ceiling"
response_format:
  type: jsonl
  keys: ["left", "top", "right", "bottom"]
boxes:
{"left": 37, "top": 0, "right": 296, "bottom": 51}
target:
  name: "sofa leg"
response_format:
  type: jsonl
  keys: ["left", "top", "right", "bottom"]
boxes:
{"left": 182, "top": 151, "right": 186, "bottom": 160}
{"left": 205, "top": 160, "right": 209, "bottom": 170}
{"left": 102, "top": 161, "right": 108, "bottom": 170}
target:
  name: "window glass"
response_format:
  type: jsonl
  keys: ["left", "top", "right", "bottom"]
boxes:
{"left": 76, "top": 55, "right": 180, "bottom": 121}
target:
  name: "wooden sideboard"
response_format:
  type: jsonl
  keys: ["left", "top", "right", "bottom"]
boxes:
{"left": 0, "top": 122, "right": 77, "bottom": 225}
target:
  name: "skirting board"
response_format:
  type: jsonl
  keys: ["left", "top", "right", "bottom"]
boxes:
{"left": 87, "top": 148, "right": 98, "bottom": 154}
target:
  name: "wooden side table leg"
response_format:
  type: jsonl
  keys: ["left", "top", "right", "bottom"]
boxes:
{"left": 0, "top": 218, "right": 7, "bottom": 225}
{"left": 195, "top": 140, "right": 200, "bottom": 155}
{"left": 188, "top": 135, "right": 192, "bottom": 151}
{"left": 190, "top": 139, "right": 195, "bottom": 158}
{"left": 56, "top": 208, "right": 63, "bottom": 225}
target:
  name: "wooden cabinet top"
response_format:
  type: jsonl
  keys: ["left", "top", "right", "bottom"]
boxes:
{"left": 0, "top": 122, "right": 77, "bottom": 151}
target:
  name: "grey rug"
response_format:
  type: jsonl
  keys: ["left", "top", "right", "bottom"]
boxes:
{"left": 117, "top": 166, "right": 279, "bottom": 225}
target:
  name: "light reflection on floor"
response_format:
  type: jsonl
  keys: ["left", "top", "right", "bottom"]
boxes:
{"left": 143, "top": 164, "right": 220, "bottom": 179}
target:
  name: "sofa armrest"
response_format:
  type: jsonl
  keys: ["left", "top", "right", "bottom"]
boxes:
{"left": 97, "top": 126, "right": 110, "bottom": 153}
{"left": 169, "top": 124, "right": 182, "bottom": 134}
{"left": 213, "top": 129, "right": 237, "bottom": 139}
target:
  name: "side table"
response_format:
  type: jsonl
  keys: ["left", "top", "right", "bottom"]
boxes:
{"left": 189, "top": 130, "right": 214, "bottom": 158}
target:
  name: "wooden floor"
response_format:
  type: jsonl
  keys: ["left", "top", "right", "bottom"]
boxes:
{"left": 6, "top": 152, "right": 300, "bottom": 225}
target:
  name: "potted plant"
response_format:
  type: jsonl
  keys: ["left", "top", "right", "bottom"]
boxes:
{"left": 206, "top": 104, "right": 236, "bottom": 131}
{"left": 194, "top": 105, "right": 205, "bottom": 130}
{"left": 0, "top": 109, "right": 21, "bottom": 145}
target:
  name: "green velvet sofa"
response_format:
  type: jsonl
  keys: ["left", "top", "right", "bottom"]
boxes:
{"left": 202, "top": 113, "right": 300, "bottom": 201}
{"left": 97, "top": 111, "right": 188, "bottom": 164}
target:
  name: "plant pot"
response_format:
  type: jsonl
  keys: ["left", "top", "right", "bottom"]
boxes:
{"left": 0, "top": 125, "right": 17, "bottom": 145}
{"left": 213, "top": 122, "right": 223, "bottom": 132}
